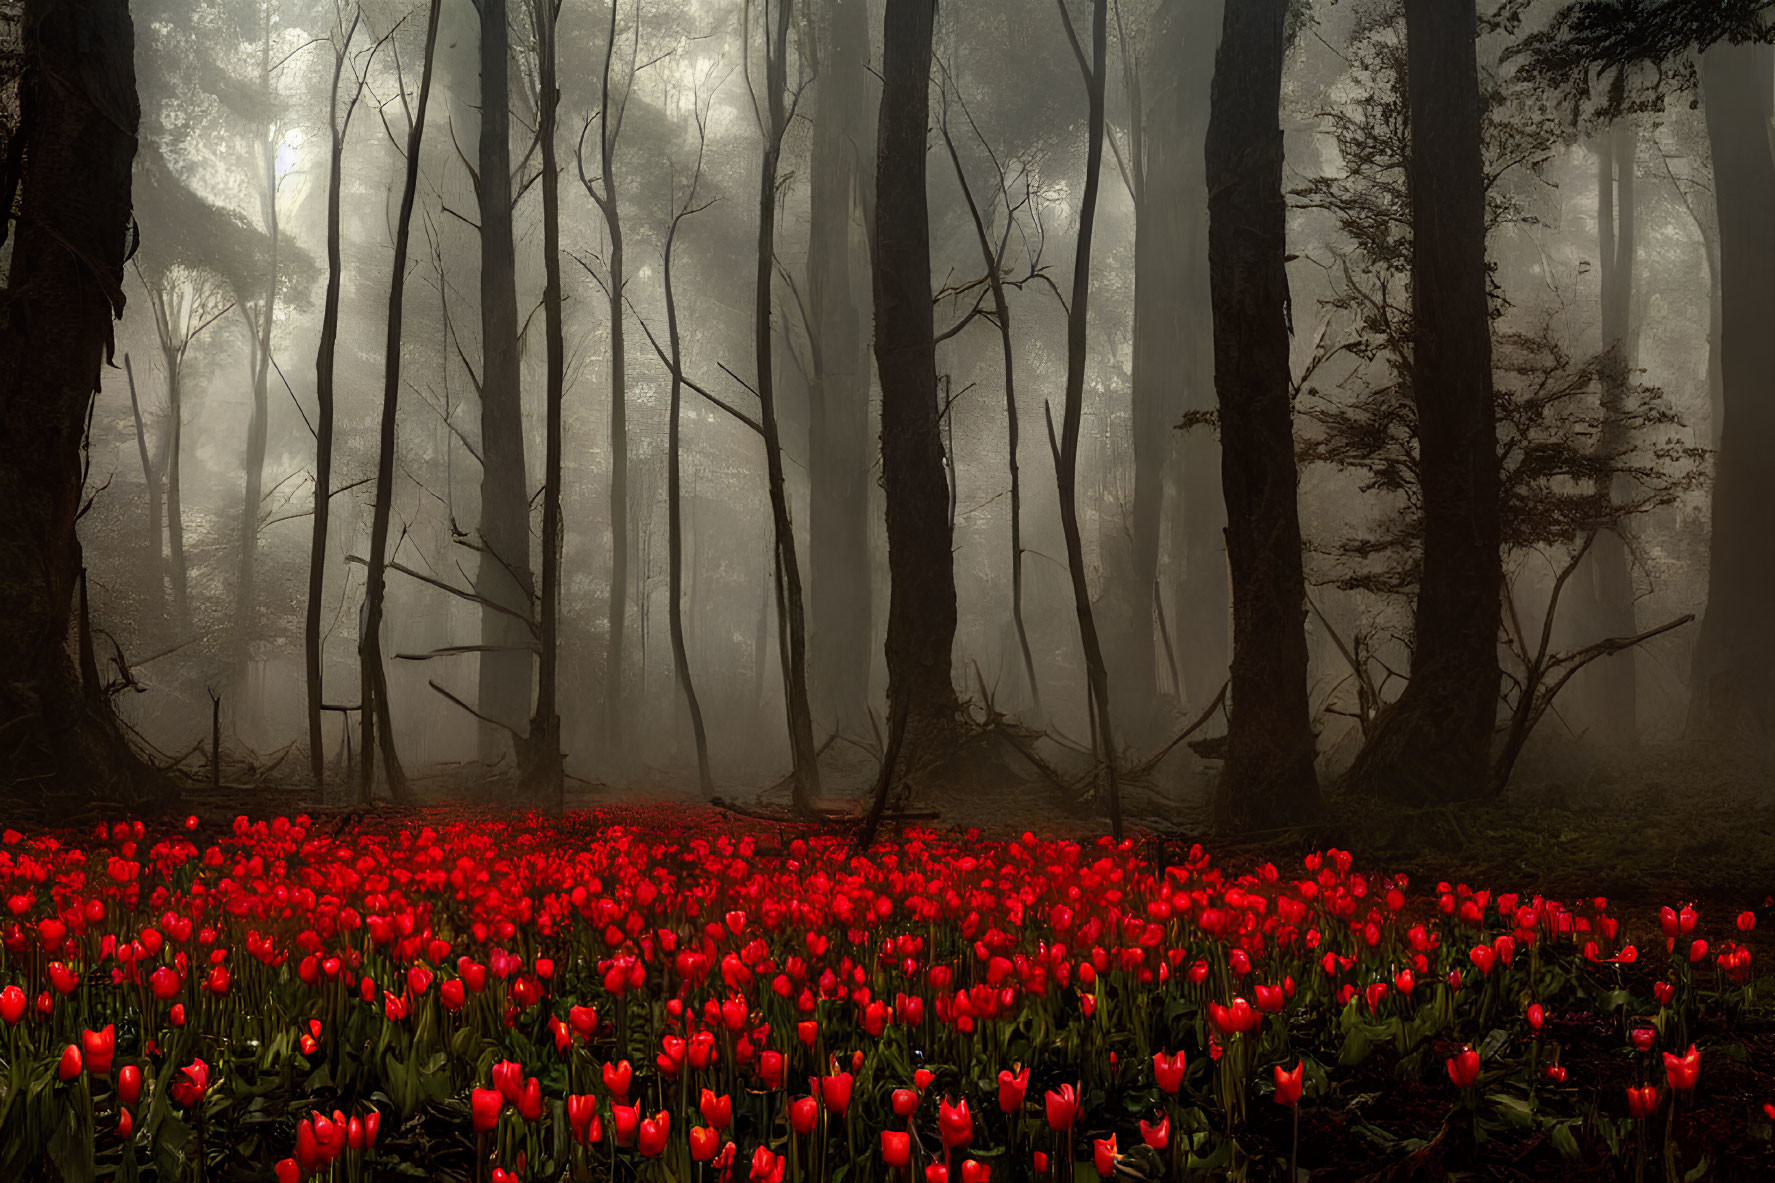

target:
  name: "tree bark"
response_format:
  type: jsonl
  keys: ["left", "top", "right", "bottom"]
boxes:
{"left": 1689, "top": 43, "right": 1775, "bottom": 735}
{"left": 1169, "top": 0, "right": 1229, "bottom": 716}
{"left": 1581, "top": 122, "right": 1638, "bottom": 742}
{"left": 1203, "top": 0, "right": 1322, "bottom": 830}
{"left": 361, "top": 0, "right": 441, "bottom": 807}
{"left": 524, "top": 0, "right": 565, "bottom": 804}
{"left": 237, "top": 11, "right": 280, "bottom": 717}
{"left": 807, "top": 0, "right": 875, "bottom": 735}
{"left": 1345, "top": 0, "right": 1501, "bottom": 804}
{"left": 756, "top": 0, "right": 823, "bottom": 810}
{"left": 123, "top": 354, "right": 165, "bottom": 623}
{"left": 475, "top": 0, "right": 536, "bottom": 758}
{"left": 875, "top": 0, "right": 962, "bottom": 754}
{"left": 591, "top": 0, "right": 631, "bottom": 762}
{"left": 1050, "top": 0, "right": 1122, "bottom": 838}
{"left": 309, "top": 15, "right": 356, "bottom": 797}
{"left": 664, "top": 142, "right": 714, "bottom": 796}
{"left": 0, "top": 0, "right": 153, "bottom": 801}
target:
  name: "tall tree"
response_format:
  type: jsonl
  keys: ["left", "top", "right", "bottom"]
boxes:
{"left": 1345, "top": 0, "right": 1501, "bottom": 803}
{"left": 876, "top": 0, "right": 962, "bottom": 754}
{"left": 1050, "top": 0, "right": 1122, "bottom": 837}
{"left": 307, "top": 6, "right": 362, "bottom": 796}
{"left": 476, "top": 0, "right": 536, "bottom": 755}
{"left": 662, "top": 94, "right": 716, "bottom": 796}
{"left": 524, "top": 0, "right": 566, "bottom": 803}
{"left": 1203, "top": 0, "right": 1321, "bottom": 829}
{"left": 578, "top": 0, "right": 636, "bottom": 761}
{"left": 806, "top": 0, "right": 875, "bottom": 734}
{"left": 358, "top": 0, "right": 443, "bottom": 807}
{"left": 1580, "top": 122, "right": 1640, "bottom": 740}
{"left": 0, "top": 0, "right": 147, "bottom": 798}
{"left": 753, "top": 0, "right": 822, "bottom": 810}
{"left": 1690, "top": 40, "right": 1775, "bottom": 733}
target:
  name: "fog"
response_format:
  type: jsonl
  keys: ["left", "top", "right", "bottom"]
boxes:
{"left": 77, "top": 0, "right": 1745, "bottom": 809}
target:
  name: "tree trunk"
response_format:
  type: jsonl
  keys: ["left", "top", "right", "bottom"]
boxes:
{"left": 875, "top": 0, "right": 962, "bottom": 754}
{"left": 1203, "top": 0, "right": 1322, "bottom": 830}
{"left": 756, "top": 0, "right": 823, "bottom": 810}
{"left": 124, "top": 354, "right": 166, "bottom": 623}
{"left": 1345, "top": 0, "right": 1501, "bottom": 804}
{"left": 594, "top": 0, "right": 630, "bottom": 763}
{"left": 1050, "top": 0, "right": 1122, "bottom": 838}
{"left": 807, "top": 0, "right": 875, "bottom": 736}
{"left": 309, "top": 17, "right": 355, "bottom": 797}
{"left": 0, "top": 0, "right": 154, "bottom": 801}
{"left": 1582, "top": 122, "right": 1638, "bottom": 742}
{"left": 238, "top": 17, "right": 279, "bottom": 719}
{"left": 525, "top": 0, "right": 565, "bottom": 804}
{"left": 362, "top": 0, "right": 441, "bottom": 807}
{"left": 163, "top": 339, "right": 189, "bottom": 627}
{"left": 476, "top": 0, "right": 535, "bottom": 757}
{"left": 664, "top": 163, "right": 714, "bottom": 796}
{"left": 1689, "top": 43, "right": 1775, "bottom": 735}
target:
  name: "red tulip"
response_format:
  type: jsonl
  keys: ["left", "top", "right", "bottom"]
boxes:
{"left": 691, "top": 1126, "right": 721, "bottom": 1162}
{"left": 441, "top": 979, "right": 465, "bottom": 1011}
{"left": 118, "top": 1063, "right": 142, "bottom": 1108}
{"left": 82, "top": 1025, "right": 115, "bottom": 1076}
{"left": 790, "top": 1096, "right": 817, "bottom": 1135}
{"left": 638, "top": 1110, "right": 670, "bottom": 1157}
{"left": 1631, "top": 1028, "right": 1655, "bottom": 1052}
{"left": 57, "top": 1044, "right": 81, "bottom": 1082}
{"left": 1526, "top": 1003, "right": 1544, "bottom": 1031}
{"left": 892, "top": 1087, "right": 919, "bottom": 1117}
{"left": 601, "top": 1058, "right": 632, "bottom": 1102}
{"left": 1093, "top": 1134, "right": 1118, "bottom": 1177}
{"left": 751, "top": 1146, "right": 785, "bottom": 1183}
{"left": 612, "top": 1103, "right": 639, "bottom": 1145}
{"left": 1690, "top": 939, "right": 1708, "bottom": 963}
{"left": 1153, "top": 1050, "right": 1185, "bottom": 1093}
{"left": 1140, "top": 1112, "right": 1170, "bottom": 1149}
{"left": 939, "top": 1097, "right": 973, "bottom": 1149}
{"left": 1253, "top": 983, "right": 1285, "bottom": 1013}
{"left": 1627, "top": 1085, "right": 1660, "bottom": 1118}
{"left": 1446, "top": 1045, "right": 1480, "bottom": 1089}
{"left": 1044, "top": 1083, "right": 1077, "bottom": 1131}
{"left": 820, "top": 1071, "right": 854, "bottom": 1116}
{"left": 1663, "top": 1045, "right": 1700, "bottom": 1091}
{"left": 700, "top": 1088, "right": 733, "bottom": 1129}
{"left": 1654, "top": 981, "right": 1675, "bottom": 1006}
{"left": 1545, "top": 1064, "right": 1567, "bottom": 1084}
{"left": 517, "top": 1077, "right": 544, "bottom": 1122}
{"left": 996, "top": 1066, "right": 1029, "bottom": 1113}
{"left": 166, "top": 1057, "right": 209, "bottom": 1108}
{"left": 924, "top": 1167, "right": 948, "bottom": 1183}
{"left": 1737, "top": 911, "right": 1756, "bottom": 932}
{"left": 914, "top": 1068, "right": 936, "bottom": 1092}
{"left": 492, "top": 1059, "right": 524, "bottom": 1105}
{"left": 882, "top": 1130, "right": 911, "bottom": 1168}
{"left": 759, "top": 1049, "right": 785, "bottom": 1089}
{"left": 472, "top": 1088, "right": 503, "bottom": 1133}
{"left": 960, "top": 1161, "right": 990, "bottom": 1183}
{"left": 275, "top": 1158, "right": 299, "bottom": 1183}
{"left": 0, "top": 985, "right": 22, "bottom": 1025}
{"left": 1273, "top": 1060, "right": 1304, "bottom": 1107}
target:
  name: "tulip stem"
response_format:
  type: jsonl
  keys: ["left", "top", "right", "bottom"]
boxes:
{"left": 1289, "top": 1102, "right": 1299, "bottom": 1182}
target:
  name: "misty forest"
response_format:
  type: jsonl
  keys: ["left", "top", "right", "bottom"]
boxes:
{"left": 7, "top": 0, "right": 1775, "bottom": 1178}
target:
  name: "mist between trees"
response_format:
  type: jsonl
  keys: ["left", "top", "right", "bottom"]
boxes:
{"left": 21, "top": 0, "right": 1770, "bottom": 823}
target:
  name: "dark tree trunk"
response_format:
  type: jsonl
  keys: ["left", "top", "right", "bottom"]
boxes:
{"left": 1170, "top": 0, "right": 1229, "bottom": 715}
{"left": 238, "top": 16, "right": 279, "bottom": 711}
{"left": 310, "top": 16, "right": 355, "bottom": 797}
{"left": 1346, "top": 0, "right": 1501, "bottom": 803}
{"left": 476, "top": 0, "right": 536, "bottom": 757}
{"left": 592, "top": 0, "right": 630, "bottom": 762}
{"left": 163, "top": 339, "right": 189, "bottom": 626}
{"left": 1689, "top": 43, "right": 1775, "bottom": 735}
{"left": 361, "top": 0, "right": 441, "bottom": 807}
{"left": 1581, "top": 123, "right": 1638, "bottom": 742}
{"left": 806, "top": 0, "right": 875, "bottom": 736}
{"left": 664, "top": 148, "right": 714, "bottom": 796}
{"left": 875, "top": 0, "right": 962, "bottom": 751}
{"left": 1050, "top": 0, "right": 1122, "bottom": 837}
{"left": 1203, "top": 0, "right": 1321, "bottom": 830}
{"left": 123, "top": 354, "right": 166, "bottom": 623}
{"left": 524, "top": 0, "right": 565, "bottom": 804}
{"left": 756, "top": 0, "right": 822, "bottom": 809}
{"left": 0, "top": 0, "right": 154, "bottom": 801}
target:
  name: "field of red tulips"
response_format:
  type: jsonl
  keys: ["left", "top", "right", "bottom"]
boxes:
{"left": 0, "top": 806, "right": 1771, "bottom": 1182}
